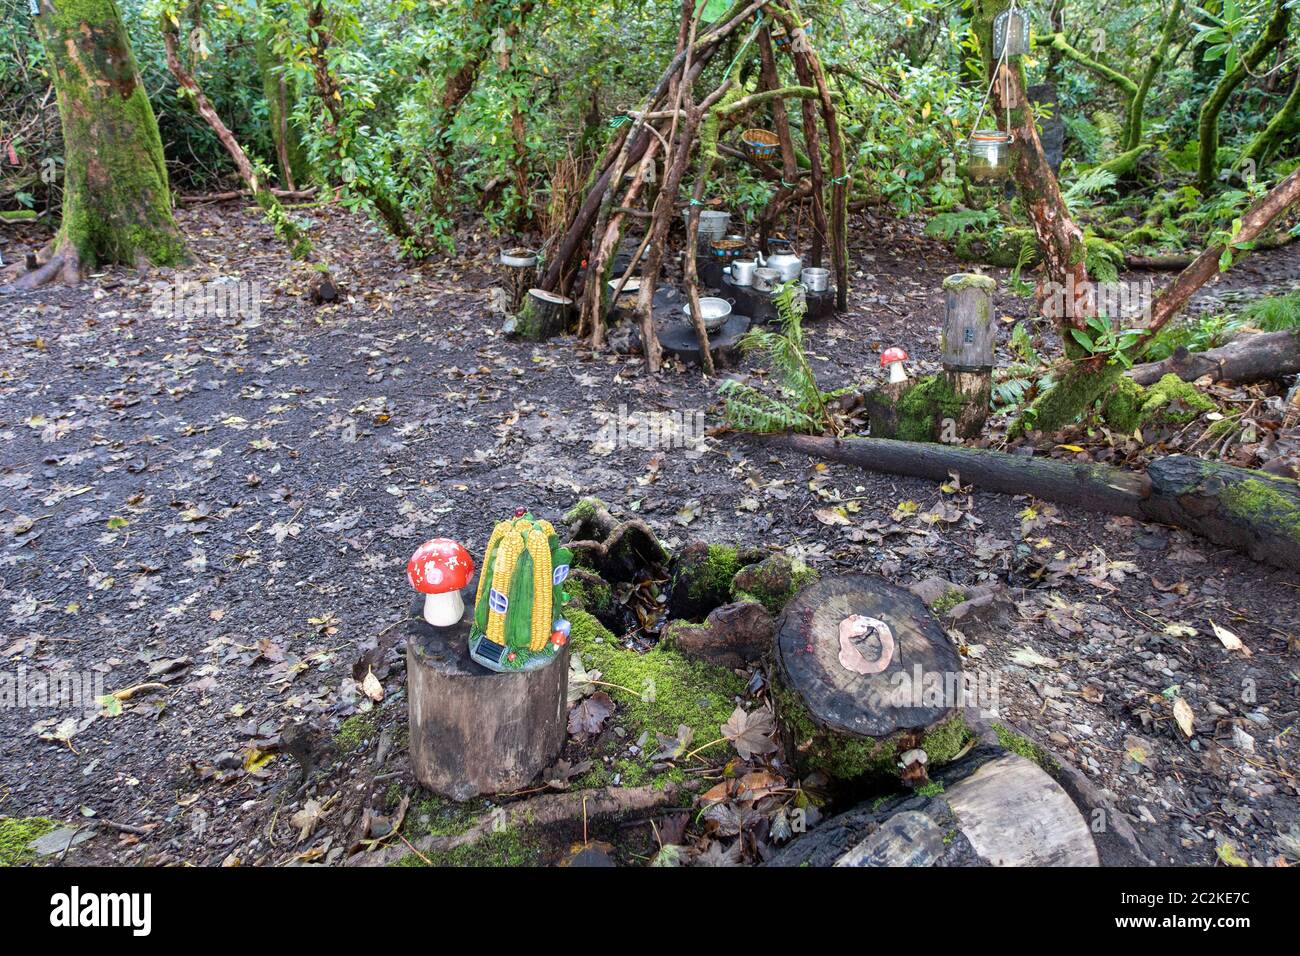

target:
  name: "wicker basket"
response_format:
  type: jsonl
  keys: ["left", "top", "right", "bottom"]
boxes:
{"left": 741, "top": 128, "right": 780, "bottom": 161}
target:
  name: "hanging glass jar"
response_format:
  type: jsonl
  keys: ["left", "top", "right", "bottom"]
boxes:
{"left": 967, "top": 130, "right": 1015, "bottom": 182}
{"left": 993, "top": 9, "right": 1031, "bottom": 58}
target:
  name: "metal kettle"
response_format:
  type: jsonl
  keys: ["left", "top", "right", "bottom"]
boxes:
{"left": 756, "top": 250, "right": 802, "bottom": 282}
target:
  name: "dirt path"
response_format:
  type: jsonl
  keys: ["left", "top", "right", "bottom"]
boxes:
{"left": 0, "top": 204, "right": 1296, "bottom": 866}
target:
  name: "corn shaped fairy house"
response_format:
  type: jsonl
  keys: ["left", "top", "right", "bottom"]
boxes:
{"left": 468, "top": 511, "right": 573, "bottom": 672}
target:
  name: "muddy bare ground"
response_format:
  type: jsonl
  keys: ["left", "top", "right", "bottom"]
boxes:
{"left": 0, "top": 202, "right": 1296, "bottom": 867}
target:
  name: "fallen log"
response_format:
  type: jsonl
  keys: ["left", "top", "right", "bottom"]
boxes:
{"left": 349, "top": 782, "right": 680, "bottom": 866}
{"left": 178, "top": 187, "right": 318, "bottom": 204}
{"left": 1128, "top": 328, "right": 1300, "bottom": 386}
{"left": 766, "top": 747, "right": 1099, "bottom": 867}
{"left": 763, "top": 434, "right": 1300, "bottom": 571}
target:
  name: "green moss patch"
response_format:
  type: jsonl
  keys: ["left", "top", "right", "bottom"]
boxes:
{"left": 731, "top": 555, "right": 818, "bottom": 615}
{"left": 335, "top": 709, "right": 380, "bottom": 751}
{"left": 893, "top": 374, "right": 973, "bottom": 442}
{"left": 1103, "top": 374, "right": 1216, "bottom": 432}
{"left": 992, "top": 722, "right": 1059, "bottom": 770}
{"left": 0, "top": 816, "right": 60, "bottom": 867}
{"left": 1220, "top": 476, "right": 1300, "bottom": 538}
{"left": 394, "top": 826, "right": 545, "bottom": 867}
{"left": 567, "top": 608, "right": 744, "bottom": 784}
{"left": 774, "top": 683, "right": 972, "bottom": 781}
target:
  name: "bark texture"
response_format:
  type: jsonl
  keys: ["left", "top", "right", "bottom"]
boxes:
{"left": 30, "top": 0, "right": 184, "bottom": 274}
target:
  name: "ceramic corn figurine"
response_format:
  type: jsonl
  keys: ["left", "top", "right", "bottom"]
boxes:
{"left": 469, "top": 510, "right": 572, "bottom": 672}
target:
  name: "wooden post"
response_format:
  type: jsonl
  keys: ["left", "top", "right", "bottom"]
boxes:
{"left": 941, "top": 273, "right": 996, "bottom": 439}
{"left": 406, "top": 594, "right": 568, "bottom": 800}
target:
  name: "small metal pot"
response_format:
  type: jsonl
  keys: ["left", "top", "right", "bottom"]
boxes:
{"left": 500, "top": 248, "right": 538, "bottom": 268}
{"left": 682, "top": 296, "right": 734, "bottom": 332}
{"left": 801, "top": 267, "right": 830, "bottom": 293}
{"left": 752, "top": 267, "right": 781, "bottom": 292}
{"left": 728, "top": 259, "right": 757, "bottom": 286}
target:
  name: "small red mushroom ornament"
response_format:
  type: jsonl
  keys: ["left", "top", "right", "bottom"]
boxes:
{"left": 881, "top": 346, "right": 909, "bottom": 384}
{"left": 407, "top": 539, "right": 475, "bottom": 627}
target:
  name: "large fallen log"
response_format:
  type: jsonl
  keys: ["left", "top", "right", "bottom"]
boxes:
{"left": 764, "top": 434, "right": 1300, "bottom": 571}
{"left": 1128, "top": 328, "right": 1300, "bottom": 386}
{"left": 766, "top": 747, "right": 1100, "bottom": 867}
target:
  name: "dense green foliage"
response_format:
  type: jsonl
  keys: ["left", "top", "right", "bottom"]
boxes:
{"left": 2, "top": 0, "right": 1297, "bottom": 257}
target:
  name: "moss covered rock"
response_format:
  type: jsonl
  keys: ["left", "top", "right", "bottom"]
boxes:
{"left": 568, "top": 608, "right": 744, "bottom": 786}
{"left": 1102, "top": 373, "right": 1217, "bottom": 432}
{"left": 668, "top": 541, "right": 742, "bottom": 620}
{"left": 731, "top": 554, "right": 818, "bottom": 615}
{"left": 0, "top": 816, "right": 60, "bottom": 867}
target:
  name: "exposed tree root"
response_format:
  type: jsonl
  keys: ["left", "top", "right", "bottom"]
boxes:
{"left": 0, "top": 242, "right": 80, "bottom": 292}
{"left": 346, "top": 782, "right": 680, "bottom": 866}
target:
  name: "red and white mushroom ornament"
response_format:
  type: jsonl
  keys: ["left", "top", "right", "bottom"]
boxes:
{"left": 881, "top": 347, "right": 909, "bottom": 384}
{"left": 407, "top": 539, "right": 475, "bottom": 627}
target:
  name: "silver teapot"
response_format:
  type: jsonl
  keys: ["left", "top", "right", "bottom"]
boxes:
{"left": 756, "top": 250, "right": 802, "bottom": 282}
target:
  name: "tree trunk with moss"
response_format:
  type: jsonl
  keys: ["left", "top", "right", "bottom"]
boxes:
{"left": 1126, "top": 0, "right": 1183, "bottom": 150}
{"left": 1196, "top": 0, "right": 1290, "bottom": 191}
{"left": 255, "top": 29, "right": 310, "bottom": 191}
{"left": 1239, "top": 66, "right": 1300, "bottom": 169}
{"left": 769, "top": 435, "right": 1300, "bottom": 572}
{"left": 9, "top": 0, "right": 184, "bottom": 288}
{"left": 162, "top": 19, "right": 311, "bottom": 260}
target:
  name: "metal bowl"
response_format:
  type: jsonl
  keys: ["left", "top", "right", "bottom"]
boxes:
{"left": 682, "top": 296, "right": 733, "bottom": 332}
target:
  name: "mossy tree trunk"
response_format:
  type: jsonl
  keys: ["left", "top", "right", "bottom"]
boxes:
{"left": 255, "top": 28, "right": 310, "bottom": 191}
{"left": 1126, "top": 0, "right": 1184, "bottom": 151}
{"left": 1239, "top": 65, "right": 1300, "bottom": 169}
{"left": 161, "top": 13, "right": 311, "bottom": 260}
{"left": 12, "top": 0, "right": 185, "bottom": 287}
{"left": 1195, "top": 0, "right": 1290, "bottom": 191}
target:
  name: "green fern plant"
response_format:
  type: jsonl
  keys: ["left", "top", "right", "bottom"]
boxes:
{"left": 923, "top": 207, "right": 1001, "bottom": 241}
{"left": 719, "top": 282, "right": 846, "bottom": 435}
{"left": 1063, "top": 167, "right": 1118, "bottom": 207}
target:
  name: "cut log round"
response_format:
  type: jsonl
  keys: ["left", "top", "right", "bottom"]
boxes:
{"left": 773, "top": 574, "right": 964, "bottom": 780}
{"left": 766, "top": 747, "right": 1100, "bottom": 867}
{"left": 512, "top": 288, "right": 574, "bottom": 341}
{"left": 406, "top": 592, "right": 568, "bottom": 800}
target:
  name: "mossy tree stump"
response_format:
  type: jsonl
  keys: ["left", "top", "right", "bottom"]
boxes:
{"left": 511, "top": 288, "right": 574, "bottom": 341}
{"left": 406, "top": 591, "right": 568, "bottom": 800}
{"left": 773, "top": 574, "right": 969, "bottom": 782}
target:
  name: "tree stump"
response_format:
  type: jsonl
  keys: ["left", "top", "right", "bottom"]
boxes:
{"left": 511, "top": 288, "right": 574, "bottom": 340}
{"left": 766, "top": 747, "right": 1100, "bottom": 867}
{"left": 772, "top": 574, "right": 967, "bottom": 781}
{"left": 406, "top": 592, "right": 568, "bottom": 800}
